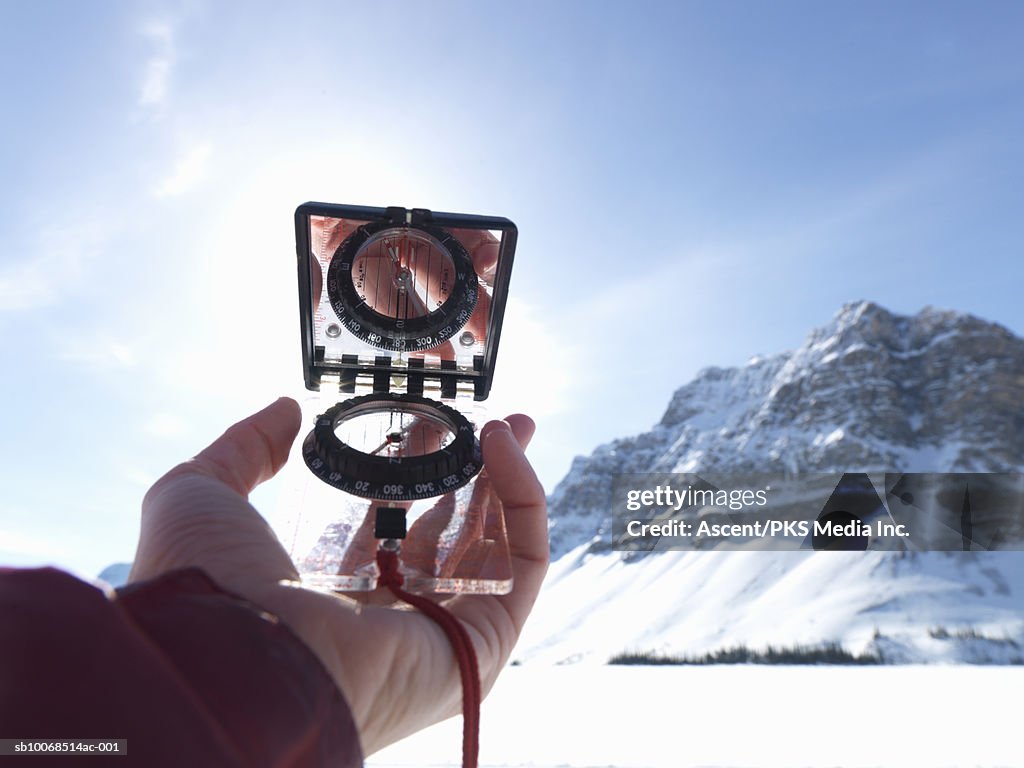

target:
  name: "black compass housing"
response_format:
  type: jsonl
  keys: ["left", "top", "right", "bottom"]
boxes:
{"left": 303, "top": 392, "right": 482, "bottom": 502}
{"left": 296, "top": 203, "right": 517, "bottom": 401}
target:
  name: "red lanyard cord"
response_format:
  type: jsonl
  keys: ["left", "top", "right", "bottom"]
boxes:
{"left": 375, "top": 548, "right": 481, "bottom": 768}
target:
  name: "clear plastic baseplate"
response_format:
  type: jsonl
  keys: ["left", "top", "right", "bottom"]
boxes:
{"left": 275, "top": 395, "right": 513, "bottom": 595}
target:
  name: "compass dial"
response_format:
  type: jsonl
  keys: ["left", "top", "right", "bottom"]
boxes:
{"left": 326, "top": 222, "right": 478, "bottom": 351}
{"left": 303, "top": 393, "right": 482, "bottom": 501}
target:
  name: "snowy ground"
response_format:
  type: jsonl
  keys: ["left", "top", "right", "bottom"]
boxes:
{"left": 370, "top": 665, "right": 1023, "bottom": 768}
{"left": 513, "top": 548, "right": 1024, "bottom": 666}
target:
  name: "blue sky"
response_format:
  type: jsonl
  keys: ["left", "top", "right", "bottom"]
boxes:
{"left": 2, "top": 1, "right": 1023, "bottom": 577}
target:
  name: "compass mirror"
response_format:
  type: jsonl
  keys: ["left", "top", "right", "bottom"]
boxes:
{"left": 295, "top": 203, "right": 517, "bottom": 400}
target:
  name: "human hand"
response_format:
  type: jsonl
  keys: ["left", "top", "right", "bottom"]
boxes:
{"left": 129, "top": 397, "right": 547, "bottom": 755}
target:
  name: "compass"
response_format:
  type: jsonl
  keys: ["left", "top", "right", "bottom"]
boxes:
{"left": 293, "top": 203, "right": 516, "bottom": 592}
{"left": 303, "top": 392, "right": 482, "bottom": 502}
{"left": 325, "top": 221, "right": 478, "bottom": 352}
{"left": 295, "top": 202, "right": 514, "bottom": 529}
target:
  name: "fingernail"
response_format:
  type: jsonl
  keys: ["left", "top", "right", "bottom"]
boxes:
{"left": 481, "top": 420, "right": 512, "bottom": 447}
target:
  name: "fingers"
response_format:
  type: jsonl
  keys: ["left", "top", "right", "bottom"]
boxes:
{"left": 472, "top": 415, "right": 548, "bottom": 631}
{"left": 481, "top": 417, "right": 546, "bottom": 568}
{"left": 451, "top": 228, "right": 501, "bottom": 278}
{"left": 309, "top": 217, "right": 358, "bottom": 316}
{"left": 487, "top": 413, "right": 536, "bottom": 451}
{"left": 132, "top": 397, "right": 303, "bottom": 588}
{"left": 186, "top": 397, "right": 302, "bottom": 498}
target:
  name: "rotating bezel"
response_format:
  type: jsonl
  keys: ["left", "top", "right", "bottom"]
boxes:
{"left": 303, "top": 392, "right": 482, "bottom": 502}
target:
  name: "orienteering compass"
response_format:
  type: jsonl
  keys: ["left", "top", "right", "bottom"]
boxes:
{"left": 292, "top": 203, "right": 517, "bottom": 593}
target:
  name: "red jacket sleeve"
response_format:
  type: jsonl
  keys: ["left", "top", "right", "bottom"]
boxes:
{"left": 0, "top": 567, "right": 363, "bottom": 768}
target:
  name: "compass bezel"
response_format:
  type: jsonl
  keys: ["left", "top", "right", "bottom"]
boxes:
{"left": 303, "top": 392, "right": 482, "bottom": 501}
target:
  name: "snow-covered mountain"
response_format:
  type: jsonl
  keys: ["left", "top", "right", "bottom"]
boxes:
{"left": 97, "top": 562, "right": 132, "bottom": 588}
{"left": 517, "top": 301, "right": 1024, "bottom": 665}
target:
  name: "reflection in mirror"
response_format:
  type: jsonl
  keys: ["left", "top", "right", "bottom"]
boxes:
{"left": 307, "top": 215, "right": 503, "bottom": 369}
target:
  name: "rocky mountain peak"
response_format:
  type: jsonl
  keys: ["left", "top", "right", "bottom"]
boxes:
{"left": 550, "top": 302, "right": 1024, "bottom": 558}
{"left": 810, "top": 300, "right": 1012, "bottom": 358}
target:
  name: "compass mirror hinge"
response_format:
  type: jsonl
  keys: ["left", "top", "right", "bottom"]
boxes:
{"left": 312, "top": 350, "right": 484, "bottom": 402}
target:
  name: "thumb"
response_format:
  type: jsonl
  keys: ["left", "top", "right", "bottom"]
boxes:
{"left": 182, "top": 396, "right": 302, "bottom": 498}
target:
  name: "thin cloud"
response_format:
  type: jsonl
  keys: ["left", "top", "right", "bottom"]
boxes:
{"left": 0, "top": 254, "right": 56, "bottom": 311}
{"left": 0, "top": 220, "right": 101, "bottom": 312}
{"left": 57, "top": 333, "right": 136, "bottom": 369}
{"left": 154, "top": 142, "right": 213, "bottom": 197}
{"left": 139, "top": 21, "right": 174, "bottom": 109}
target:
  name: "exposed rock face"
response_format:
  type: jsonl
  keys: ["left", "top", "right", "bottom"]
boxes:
{"left": 548, "top": 301, "right": 1024, "bottom": 558}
